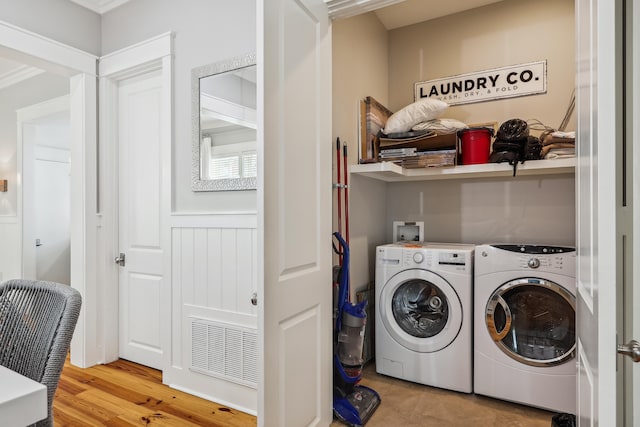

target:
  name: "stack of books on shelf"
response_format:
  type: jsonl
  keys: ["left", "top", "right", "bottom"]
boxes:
{"left": 378, "top": 131, "right": 457, "bottom": 168}
{"left": 379, "top": 148, "right": 456, "bottom": 168}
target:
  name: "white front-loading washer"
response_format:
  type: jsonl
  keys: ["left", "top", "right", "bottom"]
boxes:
{"left": 474, "top": 244, "right": 576, "bottom": 413}
{"left": 375, "top": 242, "right": 475, "bottom": 393}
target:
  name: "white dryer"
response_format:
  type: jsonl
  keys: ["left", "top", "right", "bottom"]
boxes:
{"left": 474, "top": 244, "right": 576, "bottom": 413}
{"left": 375, "top": 242, "right": 475, "bottom": 393}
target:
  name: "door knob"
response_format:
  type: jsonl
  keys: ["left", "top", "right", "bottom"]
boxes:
{"left": 617, "top": 340, "right": 640, "bottom": 362}
{"left": 251, "top": 292, "right": 258, "bottom": 306}
{"left": 114, "top": 253, "right": 126, "bottom": 267}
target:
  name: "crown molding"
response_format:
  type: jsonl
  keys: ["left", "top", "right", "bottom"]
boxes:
{"left": 0, "top": 65, "right": 44, "bottom": 90}
{"left": 68, "top": 0, "right": 131, "bottom": 14}
{"left": 324, "top": 0, "right": 405, "bottom": 20}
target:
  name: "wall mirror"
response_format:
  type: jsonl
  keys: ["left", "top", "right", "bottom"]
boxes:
{"left": 192, "top": 53, "right": 257, "bottom": 191}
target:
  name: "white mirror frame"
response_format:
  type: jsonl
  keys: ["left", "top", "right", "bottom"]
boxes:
{"left": 191, "top": 52, "right": 257, "bottom": 191}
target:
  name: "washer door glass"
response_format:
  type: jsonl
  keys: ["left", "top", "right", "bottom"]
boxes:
{"left": 380, "top": 268, "right": 463, "bottom": 353}
{"left": 486, "top": 278, "right": 575, "bottom": 367}
{"left": 392, "top": 279, "right": 449, "bottom": 338}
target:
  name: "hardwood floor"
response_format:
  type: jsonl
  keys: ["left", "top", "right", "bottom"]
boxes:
{"left": 56, "top": 359, "right": 557, "bottom": 426}
{"left": 54, "top": 358, "right": 257, "bottom": 426}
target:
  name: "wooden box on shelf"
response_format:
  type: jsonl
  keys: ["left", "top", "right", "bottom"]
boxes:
{"left": 359, "top": 96, "right": 392, "bottom": 164}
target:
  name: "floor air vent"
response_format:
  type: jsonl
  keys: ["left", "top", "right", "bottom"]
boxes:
{"left": 190, "top": 318, "right": 257, "bottom": 389}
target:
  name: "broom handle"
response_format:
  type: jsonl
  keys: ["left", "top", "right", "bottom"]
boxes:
{"left": 336, "top": 137, "right": 343, "bottom": 265}
{"left": 343, "top": 142, "right": 350, "bottom": 246}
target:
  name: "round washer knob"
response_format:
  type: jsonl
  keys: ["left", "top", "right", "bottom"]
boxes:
{"left": 413, "top": 252, "right": 424, "bottom": 264}
{"left": 528, "top": 258, "right": 540, "bottom": 269}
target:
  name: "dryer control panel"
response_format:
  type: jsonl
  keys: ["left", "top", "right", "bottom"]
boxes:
{"left": 492, "top": 244, "right": 574, "bottom": 272}
{"left": 492, "top": 244, "right": 574, "bottom": 254}
{"left": 477, "top": 244, "right": 576, "bottom": 276}
{"left": 516, "top": 254, "right": 566, "bottom": 271}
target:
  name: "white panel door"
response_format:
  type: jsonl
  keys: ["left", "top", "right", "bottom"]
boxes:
{"left": 259, "top": 0, "right": 332, "bottom": 426}
{"left": 17, "top": 97, "right": 70, "bottom": 282}
{"left": 34, "top": 152, "right": 70, "bottom": 284}
{"left": 575, "top": 0, "right": 619, "bottom": 424}
{"left": 118, "top": 71, "right": 166, "bottom": 370}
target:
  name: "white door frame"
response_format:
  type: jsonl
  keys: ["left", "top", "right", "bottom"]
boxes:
{"left": 622, "top": 0, "right": 640, "bottom": 422}
{"left": 575, "top": 0, "right": 620, "bottom": 424}
{"left": 17, "top": 95, "right": 70, "bottom": 281}
{"left": 97, "top": 33, "right": 173, "bottom": 365}
{"left": 0, "top": 20, "right": 98, "bottom": 368}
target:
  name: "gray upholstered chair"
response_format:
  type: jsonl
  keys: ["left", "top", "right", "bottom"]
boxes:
{"left": 0, "top": 279, "right": 82, "bottom": 427}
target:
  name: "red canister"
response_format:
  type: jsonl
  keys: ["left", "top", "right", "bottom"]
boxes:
{"left": 458, "top": 127, "right": 494, "bottom": 165}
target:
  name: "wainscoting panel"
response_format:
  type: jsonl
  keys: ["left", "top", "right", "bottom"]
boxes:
{"left": 172, "top": 225, "right": 256, "bottom": 316}
{"left": 166, "top": 213, "right": 258, "bottom": 414}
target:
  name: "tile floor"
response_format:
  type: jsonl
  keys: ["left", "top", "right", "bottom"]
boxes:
{"left": 331, "top": 363, "right": 559, "bottom": 427}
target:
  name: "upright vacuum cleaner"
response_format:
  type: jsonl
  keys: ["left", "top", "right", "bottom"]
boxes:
{"left": 332, "top": 137, "right": 380, "bottom": 427}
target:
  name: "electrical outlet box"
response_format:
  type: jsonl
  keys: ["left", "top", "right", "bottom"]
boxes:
{"left": 393, "top": 221, "right": 424, "bottom": 242}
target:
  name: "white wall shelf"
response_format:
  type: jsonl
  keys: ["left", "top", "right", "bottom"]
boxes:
{"left": 350, "top": 157, "right": 576, "bottom": 182}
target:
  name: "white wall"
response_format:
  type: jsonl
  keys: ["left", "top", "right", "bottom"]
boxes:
{"left": 332, "top": 12, "right": 390, "bottom": 294}
{"left": 388, "top": 0, "right": 576, "bottom": 131}
{"left": 0, "top": 0, "right": 101, "bottom": 55}
{"left": 386, "top": 175, "right": 575, "bottom": 246}
{"left": 0, "top": 223, "right": 18, "bottom": 282}
{"left": 0, "top": 73, "right": 69, "bottom": 214}
{"left": 101, "top": 0, "right": 257, "bottom": 214}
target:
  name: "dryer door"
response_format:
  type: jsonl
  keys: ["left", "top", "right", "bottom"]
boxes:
{"left": 486, "top": 278, "right": 575, "bottom": 367}
{"left": 380, "top": 269, "right": 462, "bottom": 353}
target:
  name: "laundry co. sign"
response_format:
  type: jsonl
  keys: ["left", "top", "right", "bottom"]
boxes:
{"left": 414, "top": 60, "right": 547, "bottom": 106}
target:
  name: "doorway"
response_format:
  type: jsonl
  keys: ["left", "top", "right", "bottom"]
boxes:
{"left": 33, "top": 120, "right": 70, "bottom": 284}
{"left": 18, "top": 96, "right": 71, "bottom": 284}
{"left": 97, "top": 34, "right": 172, "bottom": 370}
{"left": 0, "top": 20, "right": 98, "bottom": 368}
{"left": 0, "top": 58, "right": 70, "bottom": 282}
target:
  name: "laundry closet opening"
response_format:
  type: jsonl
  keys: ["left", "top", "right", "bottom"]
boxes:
{"left": 331, "top": 0, "right": 576, "bottom": 424}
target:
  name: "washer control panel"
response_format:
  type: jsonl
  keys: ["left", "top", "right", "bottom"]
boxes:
{"left": 400, "top": 249, "right": 470, "bottom": 271}
{"left": 403, "top": 250, "right": 430, "bottom": 267}
{"left": 377, "top": 243, "right": 475, "bottom": 274}
{"left": 438, "top": 251, "right": 467, "bottom": 266}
